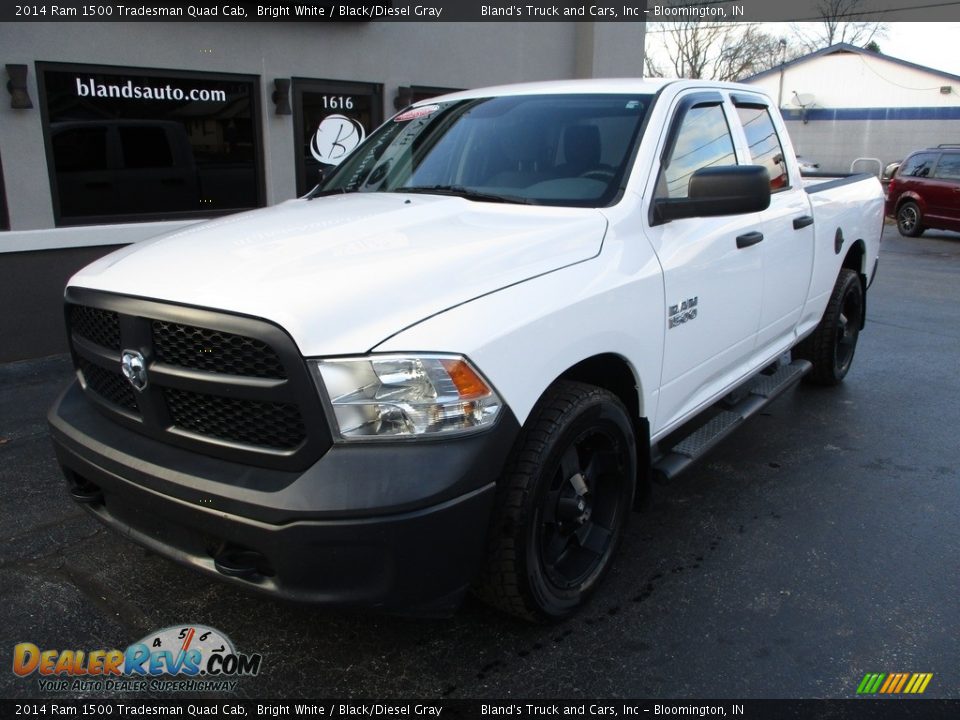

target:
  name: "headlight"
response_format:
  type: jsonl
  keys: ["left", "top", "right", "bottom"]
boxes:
{"left": 311, "top": 354, "right": 502, "bottom": 440}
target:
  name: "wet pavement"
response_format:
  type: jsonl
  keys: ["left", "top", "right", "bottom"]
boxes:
{"left": 1, "top": 224, "right": 958, "bottom": 700}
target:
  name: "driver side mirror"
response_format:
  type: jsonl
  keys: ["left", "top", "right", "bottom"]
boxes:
{"left": 652, "top": 165, "right": 771, "bottom": 225}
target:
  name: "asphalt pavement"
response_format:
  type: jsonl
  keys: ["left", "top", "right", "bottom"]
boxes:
{"left": 1, "top": 224, "right": 958, "bottom": 700}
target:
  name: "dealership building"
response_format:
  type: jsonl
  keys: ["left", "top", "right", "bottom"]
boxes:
{"left": 743, "top": 42, "right": 960, "bottom": 174}
{"left": 0, "top": 21, "right": 646, "bottom": 362}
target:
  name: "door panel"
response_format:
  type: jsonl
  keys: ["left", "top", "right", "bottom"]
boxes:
{"left": 647, "top": 214, "right": 764, "bottom": 434}
{"left": 755, "top": 187, "right": 814, "bottom": 351}
{"left": 732, "top": 103, "right": 814, "bottom": 351}
{"left": 929, "top": 152, "right": 960, "bottom": 226}
{"left": 644, "top": 96, "right": 763, "bottom": 434}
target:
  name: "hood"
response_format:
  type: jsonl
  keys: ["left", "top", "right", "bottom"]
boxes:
{"left": 70, "top": 193, "right": 608, "bottom": 356}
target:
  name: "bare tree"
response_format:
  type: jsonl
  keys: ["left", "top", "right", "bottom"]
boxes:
{"left": 792, "top": 0, "right": 888, "bottom": 50}
{"left": 661, "top": 22, "right": 726, "bottom": 79}
{"left": 644, "top": 53, "right": 666, "bottom": 79}
{"left": 644, "top": 22, "right": 795, "bottom": 82}
{"left": 713, "top": 25, "right": 789, "bottom": 82}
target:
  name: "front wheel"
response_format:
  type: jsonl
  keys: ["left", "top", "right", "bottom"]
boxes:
{"left": 474, "top": 381, "right": 636, "bottom": 622}
{"left": 795, "top": 268, "right": 864, "bottom": 386}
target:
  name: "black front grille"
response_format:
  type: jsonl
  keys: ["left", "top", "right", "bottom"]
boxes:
{"left": 79, "top": 358, "right": 138, "bottom": 413}
{"left": 71, "top": 305, "right": 121, "bottom": 350}
{"left": 165, "top": 389, "right": 306, "bottom": 449}
{"left": 64, "top": 290, "right": 330, "bottom": 470}
{"left": 153, "top": 320, "right": 287, "bottom": 379}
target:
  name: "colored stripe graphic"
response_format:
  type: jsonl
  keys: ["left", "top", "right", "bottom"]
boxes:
{"left": 857, "top": 673, "right": 885, "bottom": 694}
{"left": 882, "top": 673, "right": 905, "bottom": 693}
{"left": 904, "top": 673, "right": 934, "bottom": 694}
{"left": 857, "top": 672, "right": 933, "bottom": 694}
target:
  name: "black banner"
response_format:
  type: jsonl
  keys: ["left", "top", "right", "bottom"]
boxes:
{"left": 3, "top": 0, "right": 960, "bottom": 23}
{"left": 2, "top": 699, "right": 960, "bottom": 718}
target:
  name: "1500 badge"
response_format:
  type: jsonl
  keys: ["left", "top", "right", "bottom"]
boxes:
{"left": 668, "top": 297, "right": 698, "bottom": 328}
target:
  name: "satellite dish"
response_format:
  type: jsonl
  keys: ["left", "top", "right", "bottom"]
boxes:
{"left": 791, "top": 92, "right": 816, "bottom": 124}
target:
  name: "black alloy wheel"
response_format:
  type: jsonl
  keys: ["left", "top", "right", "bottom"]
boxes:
{"left": 796, "top": 268, "right": 864, "bottom": 385}
{"left": 475, "top": 381, "right": 636, "bottom": 622}
{"left": 536, "top": 427, "right": 627, "bottom": 592}
{"left": 833, "top": 275, "right": 863, "bottom": 378}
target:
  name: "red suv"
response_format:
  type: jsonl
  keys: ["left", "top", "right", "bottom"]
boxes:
{"left": 886, "top": 146, "right": 960, "bottom": 236}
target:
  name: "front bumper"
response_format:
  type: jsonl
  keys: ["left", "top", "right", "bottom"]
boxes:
{"left": 49, "top": 381, "right": 519, "bottom": 614}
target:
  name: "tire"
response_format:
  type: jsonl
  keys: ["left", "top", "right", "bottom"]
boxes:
{"left": 795, "top": 268, "right": 864, "bottom": 386}
{"left": 474, "top": 381, "right": 636, "bottom": 622}
{"left": 896, "top": 201, "right": 924, "bottom": 237}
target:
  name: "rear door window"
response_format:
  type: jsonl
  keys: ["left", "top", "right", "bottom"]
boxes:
{"left": 735, "top": 106, "right": 788, "bottom": 192}
{"left": 933, "top": 152, "right": 960, "bottom": 180}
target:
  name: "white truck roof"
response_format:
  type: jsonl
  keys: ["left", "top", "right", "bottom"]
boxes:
{"left": 420, "top": 77, "right": 773, "bottom": 103}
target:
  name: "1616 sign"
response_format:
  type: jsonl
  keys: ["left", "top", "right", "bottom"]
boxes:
{"left": 321, "top": 95, "right": 355, "bottom": 110}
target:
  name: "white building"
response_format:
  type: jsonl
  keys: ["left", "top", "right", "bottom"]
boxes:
{"left": 742, "top": 42, "right": 960, "bottom": 173}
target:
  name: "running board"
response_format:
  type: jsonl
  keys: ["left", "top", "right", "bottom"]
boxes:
{"left": 652, "top": 359, "right": 812, "bottom": 483}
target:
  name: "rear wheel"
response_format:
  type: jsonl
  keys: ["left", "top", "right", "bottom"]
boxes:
{"left": 896, "top": 201, "right": 924, "bottom": 237}
{"left": 475, "top": 381, "right": 636, "bottom": 622}
{"left": 795, "top": 268, "right": 863, "bottom": 386}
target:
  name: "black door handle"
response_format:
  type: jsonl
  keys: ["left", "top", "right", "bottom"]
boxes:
{"left": 793, "top": 215, "right": 814, "bottom": 230}
{"left": 736, "top": 231, "right": 764, "bottom": 249}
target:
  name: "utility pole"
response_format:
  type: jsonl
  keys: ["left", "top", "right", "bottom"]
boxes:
{"left": 777, "top": 38, "right": 787, "bottom": 108}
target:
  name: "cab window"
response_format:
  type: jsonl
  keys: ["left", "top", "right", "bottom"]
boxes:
{"left": 658, "top": 104, "right": 736, "bottom": 200}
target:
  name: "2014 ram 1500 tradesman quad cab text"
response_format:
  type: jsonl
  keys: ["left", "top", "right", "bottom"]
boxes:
{"left": 49, "top": 80, "right": 884, "bottom": 621}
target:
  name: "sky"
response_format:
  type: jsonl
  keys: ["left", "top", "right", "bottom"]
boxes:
{"left": 860, "top": 22, "right": 960, "bottom": 76}
{"left": 647, "top": 21, "right": 960, "bottom": 79}
{"left": 774, "top": 21, "right": 960, "bottom": 77}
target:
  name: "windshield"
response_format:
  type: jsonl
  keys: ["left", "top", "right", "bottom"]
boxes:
{"left": 310, "top": 93, "right": 653, "bottom": 207}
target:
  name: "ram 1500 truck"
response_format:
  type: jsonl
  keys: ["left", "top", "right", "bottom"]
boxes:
{"left": 49, "top": 79, "right": 884, "bottom": 621}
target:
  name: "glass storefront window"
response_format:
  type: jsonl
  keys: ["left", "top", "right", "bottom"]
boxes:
{"left": 293, "top": 78, "right": 383, "bottom": 196}
{"left": 38, "top": 62, "right": 264, "bottom": 226}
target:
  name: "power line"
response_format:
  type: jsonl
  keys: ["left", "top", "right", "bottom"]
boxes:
{"left": 791, "top": 0, "right": 960, "bottom": 21}
{"left": 645, "top": 1, "right": 960, "bottom": 23}
{"left": 853, "top": 54, "right": 960, "bottom": 93}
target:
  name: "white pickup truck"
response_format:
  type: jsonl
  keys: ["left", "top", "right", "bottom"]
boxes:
{"left": 49, "top": 79, "right": 883, "bottom": 621}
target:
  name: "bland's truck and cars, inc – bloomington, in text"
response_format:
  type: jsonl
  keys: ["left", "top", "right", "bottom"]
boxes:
{"left": 49, "top": 79, "right": 884, "bottom": 621}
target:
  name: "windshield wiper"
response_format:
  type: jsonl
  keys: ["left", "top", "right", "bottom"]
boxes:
{"left": 394, "top": 185, "right": 535, "bottom": 205}
{"left": 306, "top": 187, "right": 361, "bottom": 200}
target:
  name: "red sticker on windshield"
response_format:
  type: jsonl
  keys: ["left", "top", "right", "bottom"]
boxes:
{"left": 395, "top": 105, "right": 440, "bottom": 122}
